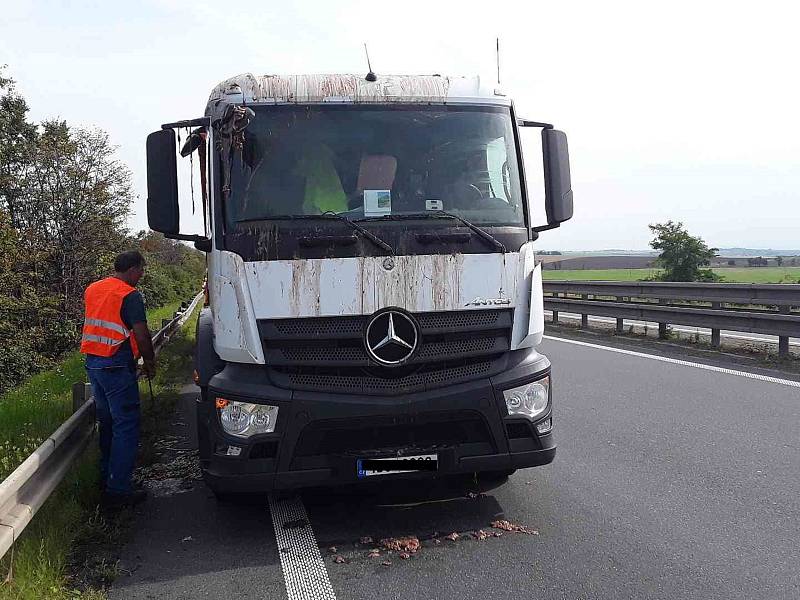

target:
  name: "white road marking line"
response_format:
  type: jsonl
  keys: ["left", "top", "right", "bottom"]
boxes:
{"left": 543, "top": 335, "right": 800, "bottom": 389}
{"left": 268, "top": 494, "right": 337, "bottom": 600}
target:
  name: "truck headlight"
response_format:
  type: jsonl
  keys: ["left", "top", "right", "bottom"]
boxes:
{"left": 216, "top": 398, "right": 278, "bottom": 437}
{"left": 503, "top": 376, "right": 550, "bottom": 420}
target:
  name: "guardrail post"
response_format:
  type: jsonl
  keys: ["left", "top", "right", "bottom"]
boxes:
{"left": 711, "top": 302, "right": 721, "bottom": 348}
{"left": 72, "top": 382, "right": 91, "bottom": 413}
{"left": 657, "top": 298, "right": 668, "bottom": 339}
{"left": 581, "top": 294, "right": 589, "bottom": 328}
{"left": 779, "top": 305, "right": 791, "bottom": 358}
{"left": 552, "top": 308, "right": 559, "bottom": 324}
{"left": 615, "top": 297, "right": 624, "bottom": 333}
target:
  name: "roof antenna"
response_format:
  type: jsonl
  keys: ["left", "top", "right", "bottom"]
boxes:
{"left": 364, "top": 43, "right": 377, "bottom": 82}
{"left": 496, "top": 37, "right": 501, "bottom": 85}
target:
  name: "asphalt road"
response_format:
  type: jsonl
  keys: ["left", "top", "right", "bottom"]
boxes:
{"left": 111, "top": 336, "right": 800, "bottom": 600}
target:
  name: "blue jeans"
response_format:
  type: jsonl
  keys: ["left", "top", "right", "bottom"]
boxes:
{"left": 86, "top": 365, "right": 140, "bottom": 494}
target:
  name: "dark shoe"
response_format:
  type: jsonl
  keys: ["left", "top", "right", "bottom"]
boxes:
{"left": 102, "top": 489, "right": 148, "bottom": 508}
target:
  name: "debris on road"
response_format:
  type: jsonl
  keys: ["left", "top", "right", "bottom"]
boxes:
{"left": 333, "top": 555, "right": 346, "bottom": 564}
{"left": 367, "top": 549, "right": 381, "bottom": 558}
{"left": 490, "top": 520, "right": 539, "bottom": 535}
{"left": 473, "top": 530, "right": 489, "bottom": 540}
{"left": 380, "top": 536, "right": 420, "bottom": 554}
{"left": 399, "top": 552, "right": 411, "bottom": 559}
{"left": 181, "top": 536, "right": 193, "bottom": 543}
{"left": 381, "top": 560, "right": 392, "bottom": 567}
{"left": 359, "top": 536, "right": 373, "bottom": 544}
{"left": 444, "top": 532, "right": 459, "bottom": 541}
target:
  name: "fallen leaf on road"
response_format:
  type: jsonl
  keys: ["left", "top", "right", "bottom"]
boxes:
{"left": 380, "top": 536, "right": 420, "bottom": 553}
{"left": 181, "top": 536, "right": 193, "bottom": 542}
{"left": 399, "top": 552, "right": 410, "bottom": 559}
{"left": 368, "top": 549, "right": 381, "bottom": 558}
{"left": 432, "top": 538, "right": 441, "bottom": 545}
{"left": 359, "top": 536, "right": 373, "bottom": 544}
{"left": 474, "top": 530, "right": 489, "bottom": 540}
{"left": 333, "top": 555, "right": 345, "bottom": 564}
{"left": 381, "top": 560, "right": 392, "bottom": 567}
{"left": 444, "top": 532, "right": 459, "bottom": 541}
{"left": 490, "top": 520, "right": 539, "bottom": 535}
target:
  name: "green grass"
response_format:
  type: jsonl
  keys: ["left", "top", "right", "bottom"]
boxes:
{"left": 146, "top": 300, "right": 188, "bottom": 331}
{"left": 0, "top": 302, "right": 200, "bottom": 599}
{"left": 542, "top": 267, "right": 800, "bottom": 284}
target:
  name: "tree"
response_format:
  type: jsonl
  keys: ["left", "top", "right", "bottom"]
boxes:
{"left": 0, "top": 66, "right": 37, "bottom": 226}
{"left": 648, "top": 221, "right": 719, "bottom": 282}
{"left": 18, "top": 121, "right": 133, "bottom": 321}
{"left": 0, "top": 65, "right": 203, "bottom": 393}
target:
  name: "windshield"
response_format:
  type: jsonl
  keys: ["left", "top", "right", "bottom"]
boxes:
{"left": 224, "top": 105, "right": 525, "bottom": 228}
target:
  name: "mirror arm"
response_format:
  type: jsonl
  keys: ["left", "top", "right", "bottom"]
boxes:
{"left": 162, "top": 233, "right": 212, "bottom": 252}
{"left": 164, "top": 232, "right": 210, "bottom": 242}
{"left": 518, "top": 119, "right": 554, "bottom": 129}
{"left": 532, "top": 222, "right": 561, "bottom": 233}
{"left": 161, "top": 117, "right": 210, "bottom": 130}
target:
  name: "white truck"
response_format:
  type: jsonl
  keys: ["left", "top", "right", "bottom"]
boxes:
{"left": 146, "top": 73, "right": 573, "bottom": 495}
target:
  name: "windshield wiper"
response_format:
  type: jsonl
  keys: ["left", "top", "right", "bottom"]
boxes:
{"left": 239, "top": 213, "right": 394, "bottom": 254}
{"left": 357, "top": 211, "right": 506, "bottom": 253}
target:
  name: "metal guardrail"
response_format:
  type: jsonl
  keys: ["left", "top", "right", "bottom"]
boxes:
{"left": 0, "top": 293, "right": 203, "bottom": 561}
{"left": 544, "top": 281, "right": 800, "bottom": 357}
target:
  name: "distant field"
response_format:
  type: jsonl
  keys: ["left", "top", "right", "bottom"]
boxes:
{"left": 542, "top": 267, "right": 800, "bottom": 284}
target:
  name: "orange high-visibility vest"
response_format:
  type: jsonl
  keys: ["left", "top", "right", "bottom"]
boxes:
{"left": 80, "top": 277, "right": 140, "bottom": 359}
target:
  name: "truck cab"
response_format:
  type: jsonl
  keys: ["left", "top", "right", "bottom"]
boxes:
{"left": 145, "top": 73, "right": 573, "bottom": 494}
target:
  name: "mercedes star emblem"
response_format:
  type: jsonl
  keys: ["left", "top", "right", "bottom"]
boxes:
{"left": 365, "top": 309, "right": 419, "bottom": 365}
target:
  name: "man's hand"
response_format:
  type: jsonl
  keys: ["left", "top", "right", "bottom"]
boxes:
{"left": 142, "top": 358, "right": 157, "bottom": 380}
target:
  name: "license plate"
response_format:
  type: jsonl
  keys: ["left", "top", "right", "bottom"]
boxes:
{"left": 357, "top": 454, "right": 438, "bottom": 478}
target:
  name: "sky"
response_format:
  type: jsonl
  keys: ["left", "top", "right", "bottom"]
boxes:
{"left": 2, "top": 0, "right": 799, "bottom": 251}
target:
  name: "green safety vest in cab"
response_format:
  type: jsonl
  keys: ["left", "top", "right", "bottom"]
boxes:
{"left": 293, "top": 144, "right": 348, "bottom": 214}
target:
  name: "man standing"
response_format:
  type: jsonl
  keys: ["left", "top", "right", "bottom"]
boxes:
{"left": 80, "top": 250, "right": 156, "bottom": 506}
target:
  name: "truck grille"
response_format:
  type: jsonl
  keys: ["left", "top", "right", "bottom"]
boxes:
{"left": 259, "top": 309, "right": 512, "bottom": 394}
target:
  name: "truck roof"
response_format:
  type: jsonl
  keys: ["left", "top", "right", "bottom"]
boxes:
{"left": 206, "top": 73, "right": 511, "bottom": 111}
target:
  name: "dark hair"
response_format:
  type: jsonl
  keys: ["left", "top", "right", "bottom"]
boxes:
{"left": 114, "top": 250, "right": 145, "bottom": 273}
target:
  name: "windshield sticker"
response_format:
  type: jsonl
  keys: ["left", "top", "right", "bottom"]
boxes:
{"left": 364, "top": 190, "right": 392, "bottom": 216}
{"left": 426, "top": 199, "right": 443, "bottom": 211}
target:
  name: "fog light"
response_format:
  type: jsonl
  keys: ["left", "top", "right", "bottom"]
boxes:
{"left": 217, "top": 399, "right": 278, "bottom": 438}
{"left": 503, "top": 376, "right": 550, "bottom": 420}
{"left": 536, "top": 418, "right": 553, "bottom": 434}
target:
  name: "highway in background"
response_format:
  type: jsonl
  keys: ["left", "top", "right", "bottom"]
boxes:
{"left": 110, "top": 337, "right": 800, "bottom": 600}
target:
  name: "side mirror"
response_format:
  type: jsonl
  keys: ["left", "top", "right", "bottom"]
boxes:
{"left": 146, "top": 129, "right": 180, "bottom": 235}
{"left": 539, "top": 128, "right": 573, "bottom": 230}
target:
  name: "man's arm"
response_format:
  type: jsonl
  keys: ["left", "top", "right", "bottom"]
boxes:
{"left": 132, "top": 323, "right": 156, "bottom": 374}
{"left": 122, "top": 291, "right": 156, "bottom": 378}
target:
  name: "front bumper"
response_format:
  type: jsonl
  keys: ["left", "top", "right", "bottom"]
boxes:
{"left": 199, "top": 348, "right": 555, "bottom": 493}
